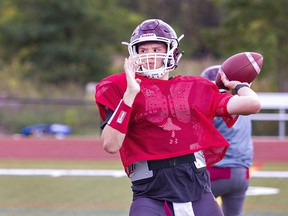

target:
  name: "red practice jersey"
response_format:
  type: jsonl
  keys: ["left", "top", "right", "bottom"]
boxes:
{"left": 95, "top": 73, "right": 238, "bottom": 171}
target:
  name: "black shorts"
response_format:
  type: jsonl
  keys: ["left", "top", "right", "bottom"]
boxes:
{"left": 132, "top": 161, "right": 211, "bottom": 203}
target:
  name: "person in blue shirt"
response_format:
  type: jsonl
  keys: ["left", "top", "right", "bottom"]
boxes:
{"left": 201, "top": 65, "right": 254, "bottom": 216}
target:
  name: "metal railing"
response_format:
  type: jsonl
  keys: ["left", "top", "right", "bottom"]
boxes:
{"left": 251, "top": 92, "right": 288, "bottom": 139}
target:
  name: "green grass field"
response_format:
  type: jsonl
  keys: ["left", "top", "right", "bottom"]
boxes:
{"left": 0, "top": 160, "right": 287, "bottom": 216}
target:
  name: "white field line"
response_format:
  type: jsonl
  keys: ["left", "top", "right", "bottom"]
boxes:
{"left": 0, "top": 169, "right": 287, "bottom": 178}
{"left": 251, "top": 170, "right": 288, "bottom": 178}
{"left": 0, "top": 169, "right": 126, "bottom": 178}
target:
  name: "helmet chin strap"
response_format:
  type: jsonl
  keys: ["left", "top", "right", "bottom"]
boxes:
{"left": 139, "top": 65, "right": 166, "bottom": 79}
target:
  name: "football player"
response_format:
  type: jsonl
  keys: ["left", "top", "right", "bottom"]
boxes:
{"left": 95, "top": 19, "right": 260, "bottom": 216}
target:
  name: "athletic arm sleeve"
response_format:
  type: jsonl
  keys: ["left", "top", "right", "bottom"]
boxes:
{"left": 100, "top": 108, "right": 114, "bottom": 130}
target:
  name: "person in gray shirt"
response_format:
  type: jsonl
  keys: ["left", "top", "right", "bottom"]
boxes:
{"left": 201, "top": 65, "right": 253, "bottom": 216}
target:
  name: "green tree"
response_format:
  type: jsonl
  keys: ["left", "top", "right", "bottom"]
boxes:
{"left": 210, "top": 0, "right": 288, "bottom": 92}
{"left": 120, "top": 0, "right": 220, "bottom": 58}
{"left": 0, "top": 0, "right": 139, "bottom": 86}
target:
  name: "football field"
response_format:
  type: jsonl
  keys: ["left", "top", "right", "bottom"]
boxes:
{"left": 0, "top": 136, "right": 287, "bottom": 216}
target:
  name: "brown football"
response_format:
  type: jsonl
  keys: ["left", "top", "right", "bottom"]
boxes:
{"left": 216, "top": 52, "right": 263, "bottom": 89}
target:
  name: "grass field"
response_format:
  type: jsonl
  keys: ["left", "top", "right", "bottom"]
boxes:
{"left": 0, "top": 160, "right": 287, "bottom": 216}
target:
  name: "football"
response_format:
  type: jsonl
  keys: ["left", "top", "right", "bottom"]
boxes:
{"left": 215, "top": 52, "right": 263, "bottom": 89}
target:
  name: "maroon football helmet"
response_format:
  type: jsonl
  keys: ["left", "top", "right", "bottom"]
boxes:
{"left": 200, "top": 65, "right": 221, "bottom": 81}
{"left": 122, "top": 19, "right": 184, "bottom": 79}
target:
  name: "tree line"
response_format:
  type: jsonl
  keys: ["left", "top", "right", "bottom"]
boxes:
{"left": 0, "top": 0, "right": 287, "bottom": 92}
